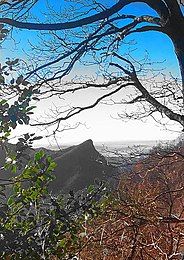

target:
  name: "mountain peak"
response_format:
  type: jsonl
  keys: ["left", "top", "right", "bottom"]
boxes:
{"left": 49, "top": 139, "right": 110, "bottom": 193}
{"left": 0, "top": 139, "right": 114, "bottom": 194}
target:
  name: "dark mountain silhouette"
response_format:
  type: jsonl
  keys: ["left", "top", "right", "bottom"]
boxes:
{"left": 49, "top": 139, "right": 113, "bottom": 193}
{"left": 0, "top": 140, "right": 114, "bottom": 194}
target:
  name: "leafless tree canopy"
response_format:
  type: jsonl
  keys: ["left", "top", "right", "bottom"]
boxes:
{"left": 0, "top": 0, "right": 184, "bottom": 133}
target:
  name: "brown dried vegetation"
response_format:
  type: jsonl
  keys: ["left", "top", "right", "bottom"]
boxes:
{"left": 79, "top": 146, "right": 184, "bottom": 259}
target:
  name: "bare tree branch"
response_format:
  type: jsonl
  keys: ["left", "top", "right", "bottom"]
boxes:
{"left": 0, "top": 0, "right": 169, "bottom": 30}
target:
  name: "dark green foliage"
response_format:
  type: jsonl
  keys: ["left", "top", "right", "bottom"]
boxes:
{"left": 0, "top": 23, "right": 9, "bottom": 41}
{"left": 0, "top": 64, "right": 107, "bottom": 259}
{"left": 0, "top": 60, "right": 40, "bottom": 141}
{"left": 0, "top": 155, "right": 106, "bottom": 259}
{"left": 0, "top": 142, "right": 106, "bottom": 259}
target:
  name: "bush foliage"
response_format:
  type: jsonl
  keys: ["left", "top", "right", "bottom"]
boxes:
{"left": 0, "top": 61, "right": 108, "bottom": 259}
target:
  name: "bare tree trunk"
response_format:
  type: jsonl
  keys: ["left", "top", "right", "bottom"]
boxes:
{"left": 164, "top": 5, "right": 184, "bottom": 110}
{"left": 173, "top": 37, "right": 184, "bottom": 108}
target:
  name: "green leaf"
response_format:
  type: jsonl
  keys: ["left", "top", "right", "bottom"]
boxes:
{"left": 12, "top": 164, "right": 17, "bottom": 173}
{"left": 47, "top": 161, "right": 57, "bottom": 172}
{"left": 26, "top": 106, "right": 36, "bottom": 112}
{"left": 34, "top": 150, "right": 45, "bottom": 161}
{"left": 58, "top": 238, "right": 67, "bottom": 248}
{"left": 7, "top": 195, "right": 15, "bottom": 206}
{"left": 16, "top": 75, "right": 24, "bottom": 85}
{"left": 12, "top": 58, "right": 19, "bottom": 65}
{"left": 32, "top": 97, "right": 40, "bottom": 101}
{"left": 22, "top": 80, "right": 29, "bottom": 86}
{"left": 87, "top": 185, "right": 95, "bottom": 193}
{"left": 0, "top": 99, "right": 7, "bottom": 105}
{"left": 0, "top": 74, "right": 5, "bottom": 84}
{"left": 31, "top": 136, "right": 43, "bottom": 141}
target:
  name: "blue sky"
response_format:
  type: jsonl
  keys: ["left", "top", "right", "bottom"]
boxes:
{"left": 4, "top": 1, "right": 179, "bottom": 76}
{"left": 2, "top": 1, "right": 183, "bottom": 145}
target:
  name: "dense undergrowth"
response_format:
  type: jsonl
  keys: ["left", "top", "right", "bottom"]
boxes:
{"left": 0, "top": 146, "right": 108, "bottom": 259}
{"left": 78, "top": 144, "right": 184, "bottom": 259}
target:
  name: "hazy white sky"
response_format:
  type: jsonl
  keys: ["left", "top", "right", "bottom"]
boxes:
{"left": 11, "top": 92, "right": 181, "bottom": 146}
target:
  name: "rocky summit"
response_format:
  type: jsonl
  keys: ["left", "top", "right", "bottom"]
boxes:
{"left": 49, "top": 139, "right": 113, "bottom": 193}
{"left": 0, "top": 140, "right": 114, "bottom": 194}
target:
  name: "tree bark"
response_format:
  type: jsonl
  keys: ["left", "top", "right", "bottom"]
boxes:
{"left": 164, "top": 12, "right": 184, "bottom": 110}
{"left": 0, "top": 0, "right": 169, "bottom": 31}
{"left": 173, "top": 35, "right": 184, "bottom": 108}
